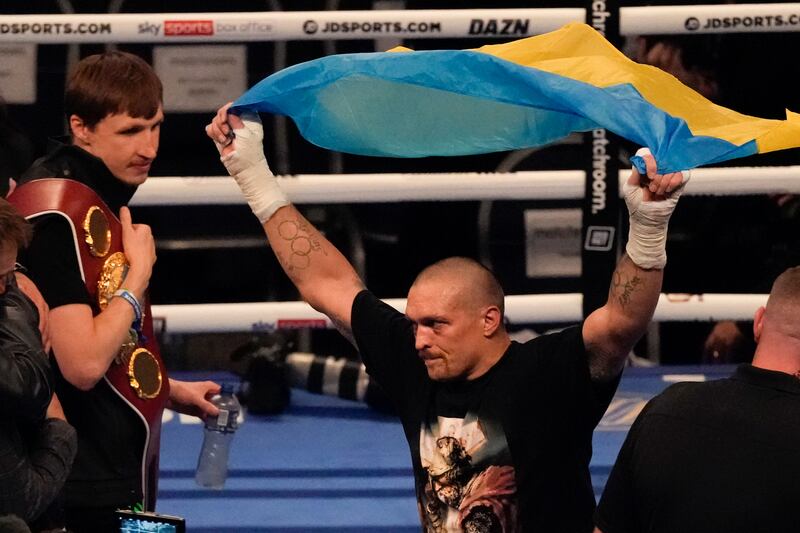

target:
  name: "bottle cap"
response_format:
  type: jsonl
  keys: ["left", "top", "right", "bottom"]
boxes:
{"left": 220, "top": 383, "right": 235, "bottom": 395}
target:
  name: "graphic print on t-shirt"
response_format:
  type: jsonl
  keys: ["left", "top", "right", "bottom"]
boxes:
{"left": 419, "top": 414, "right": 518, "bottom": 532}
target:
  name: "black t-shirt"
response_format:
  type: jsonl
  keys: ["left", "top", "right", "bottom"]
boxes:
{"left": 17, "top": 140, "right": 144, "bottom": 508}
{"left": 351, "top": 290, "right": 619, "bottom": 532}
{"left": 596, "top": 364, "right": 800, "bottom": 533}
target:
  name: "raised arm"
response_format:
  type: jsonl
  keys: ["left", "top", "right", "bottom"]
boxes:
{"left": 206, "top": 104, "right": 364, "bottom": 335}
{"left": 583, "top": 150, "right": 687, "bottom": 381}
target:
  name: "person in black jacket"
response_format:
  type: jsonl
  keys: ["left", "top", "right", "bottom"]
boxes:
{"left": 0, "top": 198, "right": 77, "bottom": 530}
{"left": 595, "top": 265, "right": 800, "bottom": 533}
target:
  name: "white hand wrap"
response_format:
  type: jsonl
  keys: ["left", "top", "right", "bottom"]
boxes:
{"left": 215, "top": 113, "right": 289, "bottom": 223}
{"left": 624, "top": 147, "right": 689, "bottom": 270}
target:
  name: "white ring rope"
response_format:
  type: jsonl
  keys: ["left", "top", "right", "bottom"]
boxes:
{"left": 621, "top": 3, "right": 800, "bottom": 36}
{"left": 1, "top": 4, "right": 799, "bottom": 43}
{"left": 151, "top": 293, "right": 768, "bottom": 334}
{"left": 139, "top": 167, "right": 786, "bottom": 330}
{"left": 132, "top": 166, "right": 800, "bottom": 206}
{"left": 139, "top": 166, "right": 787, "bottom": 331}
{"left": 0, "top": 9, "right": 581, "bottom": 43}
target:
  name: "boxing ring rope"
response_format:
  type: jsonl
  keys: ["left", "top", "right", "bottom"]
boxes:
{"left": 3, "top": 5, "right": 797, "bottom": 333}
{"left": 141, "top": 163, "right": 794, "bottom": 333}
{"left": 621, "top": 4, "right": 800, "bottom": 35}
{"left": 2, "top": 3, "right": 800, "bottom": 44}
{"left": 151, "top": 293, "right": 768, "bottom": 334}
{"left": 131, "top": 167, "right": 800, "bottom": 206}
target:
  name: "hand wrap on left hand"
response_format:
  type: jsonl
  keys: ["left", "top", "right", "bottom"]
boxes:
{"left": 624, "top": 147, "right": 690, "bottom": 269}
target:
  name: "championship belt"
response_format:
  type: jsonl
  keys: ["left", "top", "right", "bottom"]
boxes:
{"left": 9, "top": 178, "right": 169, "bottom": 511}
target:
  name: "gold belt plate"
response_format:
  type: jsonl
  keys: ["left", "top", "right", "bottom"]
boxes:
{"left": 83, "top": 206, "right": 111, "bottom": 257}
{"left": 128, "top": 348, "right": 163, "bottom": 400}
{"left": 97, "top": 251, "right": 129, "bottom": 309}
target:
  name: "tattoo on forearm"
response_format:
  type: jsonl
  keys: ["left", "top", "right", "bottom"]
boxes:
{"left": 276, "top": 219, "right": 325, "bottom": 271}
{"left": 612, "top": 270, "right": 643, "bottom": 309}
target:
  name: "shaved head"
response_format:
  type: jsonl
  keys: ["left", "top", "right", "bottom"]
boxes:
{"left": 407, "top": 257, "right": 509, "bottom": 381}
{"left": 763, "top": 266, "right": 800, "bottom": 337}
{"left": 412, "top": 257, "right": 505, "bottom": 318}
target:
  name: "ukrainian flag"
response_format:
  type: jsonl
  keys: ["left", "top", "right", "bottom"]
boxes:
{"left": 232, "top": 22, "right": 800, "bottom": 174}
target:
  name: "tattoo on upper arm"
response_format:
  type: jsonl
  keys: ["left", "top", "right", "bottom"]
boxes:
{"left": 276, "top": 219, "right": 326, "bottom": 271}
{"left": 612, "top": 270, "right": 643, "bottom": 309}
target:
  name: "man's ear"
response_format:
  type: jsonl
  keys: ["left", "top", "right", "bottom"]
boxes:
{"left": 483, "top": 306, "right": 502, "bottom": 337}
{"left": 69, "top": 114, "right": 90, "bottom": 146}
{"left": 753, "top": 306, "right": 766, "bottom": 343}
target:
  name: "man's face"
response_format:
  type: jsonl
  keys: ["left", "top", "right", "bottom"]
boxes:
{"left": 74, "top": 107, "right": 164, "bottom": 186}
{"left": 406, "top": 278, "right": 485, "bottom": 381}
{"left": 0, "top": 243, "right": 18, "bottom": 296}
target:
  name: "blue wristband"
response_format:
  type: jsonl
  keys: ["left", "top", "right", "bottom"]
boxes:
{"left": 114, "top": 289, "right": 143, "bottom": 332}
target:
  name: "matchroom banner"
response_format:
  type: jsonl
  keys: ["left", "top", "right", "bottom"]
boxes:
{"left": 582, "top": 129, "right": 621, "bottom": 316}
{"left": 582, "top": 0, "right": 620, "bottom": 317}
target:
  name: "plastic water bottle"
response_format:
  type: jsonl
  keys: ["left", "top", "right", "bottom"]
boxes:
{"left": 195, "top": 383, "right": 241, "bottom": 489}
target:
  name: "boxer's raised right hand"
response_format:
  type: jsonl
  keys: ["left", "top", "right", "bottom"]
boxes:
{"left": 206, "top": 103, "right": 288, "bottom": 223}
{"left": 207, "top": 102, "right": 237, "bottom": 158}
